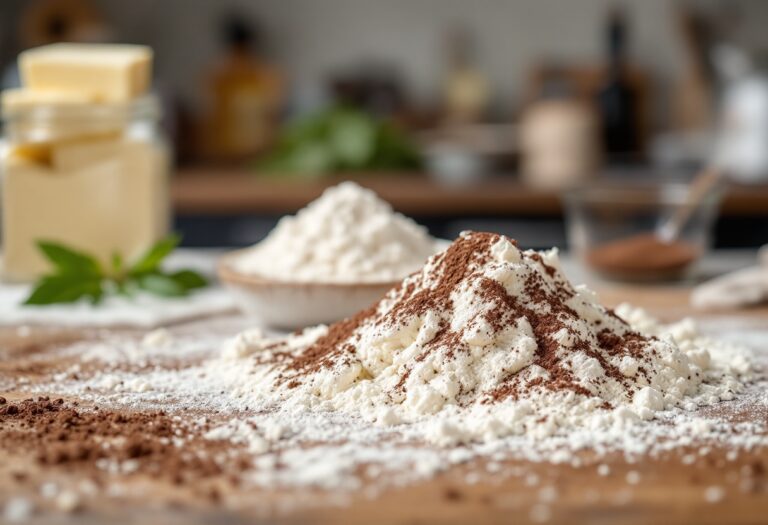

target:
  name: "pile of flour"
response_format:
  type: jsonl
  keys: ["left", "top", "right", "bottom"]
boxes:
{"left": 232, "top": 182, "right": 442, "bottom": 283}
{"left": 225, "top": 232, "right": 752, "bottom": 445}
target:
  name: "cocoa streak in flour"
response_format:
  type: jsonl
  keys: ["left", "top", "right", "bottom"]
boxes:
{"left": 271, "top": 231, "right": 662, "bottom": 407}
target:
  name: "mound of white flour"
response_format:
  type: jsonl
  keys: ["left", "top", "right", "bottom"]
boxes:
{"left": 224, "top": 232, "right": 752, "bottom": 445}
{"left": 232, "top": 182, "right": 441, "bottom": 283}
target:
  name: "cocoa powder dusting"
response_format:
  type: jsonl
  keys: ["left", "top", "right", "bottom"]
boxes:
{"left": 0, "top": 397, "right": 250, "bottom": 491}
{"left": 276, "top": 231, "right": 658, "bottom": 404}
{"left": 286, "top": 305, "right": 377, "bottom": 377}
{"left": 279, "top": 232, "right": 498, "bottom": 387}
{"left": 384, "top": 231, "right": 497, "bottom": 323}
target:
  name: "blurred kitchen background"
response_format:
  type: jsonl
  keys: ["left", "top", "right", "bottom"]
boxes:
{"left": 2, "top": 0, "right": 768, "bottom": 251}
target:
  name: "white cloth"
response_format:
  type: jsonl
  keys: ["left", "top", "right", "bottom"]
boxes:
{"left": 0, "top": 250, "right": 236, "bottom": 328}
{"left": 0, "top": 286, "right": 236, "bottom": 328}
{"left": 692, "top": 246, "right": 768, "bottom": 309}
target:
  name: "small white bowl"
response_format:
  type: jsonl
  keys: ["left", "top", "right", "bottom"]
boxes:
{"left": 217, "top": 251, "right": 397, "bottom": 330}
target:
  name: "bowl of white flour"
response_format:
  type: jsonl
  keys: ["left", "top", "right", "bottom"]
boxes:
{"left": 219, "top": 182, "right": 446, "bottom": 329}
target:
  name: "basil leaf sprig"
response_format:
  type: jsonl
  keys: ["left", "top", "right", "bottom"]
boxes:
{"left": 23, "top": 234, "right": 208, "bottom": 306}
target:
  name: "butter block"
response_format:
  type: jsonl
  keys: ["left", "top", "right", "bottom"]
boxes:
{"left": 19, "top": 43, "right": 152, "bottom": 102}
{"left": 1, "top": 88, "right": 94, "bottom": 111}
{"left": 1, "top": 89, "right": 108, "bottom": 144}
{"left": 1, "top": 88, "right": 128, "bottom": 143}
{"left": 52, "top": 136, "right": 124, "bottom": 171}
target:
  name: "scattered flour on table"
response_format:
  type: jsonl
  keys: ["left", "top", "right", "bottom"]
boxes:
{"left": 17, "top": 232, "right": 768, "bottom": 495}
{"left": 231, "top": 181, "right": 443, "bottom": 283}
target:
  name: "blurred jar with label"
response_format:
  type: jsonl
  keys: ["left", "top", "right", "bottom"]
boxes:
{"left": 0, "top": 44, "right": 170, "bottom": 282}
{"left": 520, "top": 100, "right": 600, "bottom": 189}
{"left": 713, "top": 44, "right": 768, "bottom": 183}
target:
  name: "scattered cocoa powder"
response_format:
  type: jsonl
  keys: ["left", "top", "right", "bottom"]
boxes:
{"left": 279, "top": 233, "right": 497, "bottom": 386}
{"left": 585, "top": 233, "right": 700, "bottom": 281}
{"left": 273, "top": 231, "right": 659, "bottom": 405}
{"left": 0, "top": 397, "right": 250, "bottom": 491}
{"left": 384, "top": 232, "right": 496, "bottom": 323}
{"left": 284, "top": 306, "right": 377, "bottom": 376}
{"left": 444, "top": 487, "right": 464, "bottom": 501}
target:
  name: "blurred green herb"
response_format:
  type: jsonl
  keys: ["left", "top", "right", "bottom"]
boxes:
{"left": 259, "top": 106, "right": 422, "bottom": 177}
{"left": 23, "top": 234, "right": 208, "bottom": 306}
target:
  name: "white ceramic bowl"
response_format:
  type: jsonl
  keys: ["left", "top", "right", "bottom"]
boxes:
{"left": 217, "top": 251, "right": 397, "bottom": 330}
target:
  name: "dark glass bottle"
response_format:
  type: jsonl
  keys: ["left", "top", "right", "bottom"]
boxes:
{"left": 596, "top": 7, "right": 640, "bottom": 160}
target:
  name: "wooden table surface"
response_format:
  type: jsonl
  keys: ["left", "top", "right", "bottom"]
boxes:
{"left": 1, "top": 281, "right": 767, "bottom": 524}
{"left": 171, "top": 169, "right": 768, "bottom": 217}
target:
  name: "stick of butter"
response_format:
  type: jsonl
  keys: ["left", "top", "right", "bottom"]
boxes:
{"left": 19, "top": 43, "right": 152, "bottom": 102}
{"left": 1, "top": 88, "right": 94, "bottom": 109}
{"left": 1, "top": 88, "right": 129, "bottom": 144}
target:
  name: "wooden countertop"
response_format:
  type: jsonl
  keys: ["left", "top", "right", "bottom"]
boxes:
{"left": 171, "top": 169, "right": 768, "bottom": 217}
{"left": 1, "top": 279, "right": 767, "bottom": 524}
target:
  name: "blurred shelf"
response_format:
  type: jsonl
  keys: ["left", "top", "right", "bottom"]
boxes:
{"left": 172, "top": 169, "right": 768, "bottom": 217}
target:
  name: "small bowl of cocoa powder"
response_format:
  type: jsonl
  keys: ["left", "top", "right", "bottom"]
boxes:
{"left": 563, "top": 182, "right": 722, "bottom": 282}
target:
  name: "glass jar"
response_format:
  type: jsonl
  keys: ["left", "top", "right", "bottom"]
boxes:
{"left": 0, "top": 95, "right": 170, "bottom": 282}
{"left": 563, "top": 182, "right": 722, "bottom": 282}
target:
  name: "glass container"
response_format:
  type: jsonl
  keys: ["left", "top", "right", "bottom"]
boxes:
{"left": 0, "top": 95, "right": 170, "bottom": 282}
{"left": 563, "top": 183, "right": 722, "bottom": 282}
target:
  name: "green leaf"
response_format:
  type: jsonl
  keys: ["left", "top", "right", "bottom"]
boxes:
{"left": 328, "top": 111, "right": 376, "bottom": 167}
{"left": 130, "top": 235, "right": 181, "bottom": 275}
{"left": 36, "top": 241, "right": 102, "bottom": 276}
{"left": 24, "top": 274, "right": 103, "bottom": 305}
{"left": 289, "top": 142, "right": 334, "bottom": 175}
{"left": 136, "top": 273, "right": 187, "bottom": 297}
{"left": 168, "top": 270, "right": 208, "bottom": 290}
{"left": 111, "top": 252, "right": 123, "bottom": 275}
{"left": 22, "top": 234, "right": 207, "bottom": 307}
{"left": 371, "top": 124, "right": 422, "bottom": 170}
{"left": 256, "top": 105, "right": 421, "bottom": 176}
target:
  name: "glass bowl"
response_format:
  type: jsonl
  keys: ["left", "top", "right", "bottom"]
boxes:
{"left": 562, "top": 183, "right": 722, "bottom": 282}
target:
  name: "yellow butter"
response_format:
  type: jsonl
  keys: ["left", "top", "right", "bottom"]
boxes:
{"left": 19, "top": 43, "right": 152, "bottom": 102}
{"left": 52, "top": 136, "right": 124, "bottom": 171}
{"left": 1, "top": 88, "right": 95, "bottom": 110}
{"left": 1, "top": 88, "right": 130, "bottom": 144}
